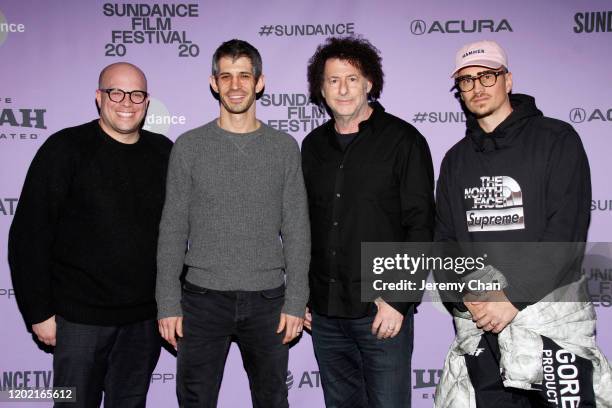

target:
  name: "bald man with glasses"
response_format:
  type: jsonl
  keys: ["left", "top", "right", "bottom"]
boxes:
{"left": 9, "top": 62, "right": 172, "bottom": 408}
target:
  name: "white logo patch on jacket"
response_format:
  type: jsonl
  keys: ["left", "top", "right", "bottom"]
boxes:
{"left": 464, "top": 176, "right": 525, "bottom": 232}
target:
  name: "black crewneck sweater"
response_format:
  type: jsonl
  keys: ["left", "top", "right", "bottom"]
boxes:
{"left": 9, "top": 120, "right": 173, "bottom": 326}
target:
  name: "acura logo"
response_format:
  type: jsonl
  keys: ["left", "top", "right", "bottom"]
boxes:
{"left": 410, "top": 20, "right": 426, "bottom": 35}
{"left": 569, "top": 108, "right": 586, "bottom": 123}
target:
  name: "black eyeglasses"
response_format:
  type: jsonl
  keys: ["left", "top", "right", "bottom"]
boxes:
{"left": 99, "top": 88, "right": 148, "bottom": 104}
{"left": 455, "top": 69, "right": 507, "bottom": 93}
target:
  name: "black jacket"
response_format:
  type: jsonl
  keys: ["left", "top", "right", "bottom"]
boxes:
{"left": 302, "top": 102, "right": 435, "bottom": 318}
{"left": 435, "top": 94, "right": 591, "bottom": 308}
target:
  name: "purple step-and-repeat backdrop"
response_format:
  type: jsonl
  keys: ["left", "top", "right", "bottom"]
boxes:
{"left": 1, "top": 1, "right": 611, "bottom": 406}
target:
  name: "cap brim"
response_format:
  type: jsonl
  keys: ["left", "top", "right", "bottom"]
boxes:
{"left": 451, "top": 60, "right": 504, "bottom": 78}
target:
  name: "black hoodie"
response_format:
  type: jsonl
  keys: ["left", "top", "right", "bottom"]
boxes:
{"left": 435, "top": 94, "right": 591, "bottom": 308}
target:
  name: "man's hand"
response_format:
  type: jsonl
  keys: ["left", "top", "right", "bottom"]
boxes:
{"left": 277, "top": 313, "right": 304, "bottom": 344}
{"left": 303, "top": 307, "right": 312, "bottom": 331}
{"left": 464, "top": 290, "right": 519, "bottom": 334}
{"left": 371, "top": 299, "right": 403, "bottom": 339}
{"left": 158, "top": 317, "right": 183, "bottom": 350}
{"left": 32, "top": 315, "right": 56, "bottom": 346}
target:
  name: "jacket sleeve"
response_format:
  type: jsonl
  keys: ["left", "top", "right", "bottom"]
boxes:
{"left": 432, "top": 154, "right": 470, "bottom": 311}
{"left": 434, "top": 155, "right": 457, "bottom": 243}
{"left": 539, "top": 127, "right": 591, "bottom": 243}
{"left": 279, "top": 138, "right": 311, "bottom": 317}
{"left": 156, "top": 137, "right": 191, "bottom": 319}
{"left": 504, "top": 127, "right": 591, "bottom": 309}
{"left": 8, "top": 134, "right": 74, "bottom": 326}
{"left": 300, "top": 136, "right": 318, "bottom": 312}
{"left": 388, "top": 131, "right": 436, "bottom": 315}
{"left": 400, "top": 132, "right": 436, "bottom": 242}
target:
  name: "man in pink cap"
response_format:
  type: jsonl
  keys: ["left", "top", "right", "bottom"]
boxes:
{"left": 433, "top": 40, "right": 612, "bottom": 407}
{"left": 451, "top": 40, "right": 512, "bottom": 131}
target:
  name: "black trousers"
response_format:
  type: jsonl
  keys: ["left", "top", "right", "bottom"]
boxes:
{"left": 464, "top": 332, "right": 596, "bottom": 408}
{"left": 53, "top": 316, "right": 161, "bottom": 408}
{"left": 177, "top": 282, "right": 289, "bottom": 408}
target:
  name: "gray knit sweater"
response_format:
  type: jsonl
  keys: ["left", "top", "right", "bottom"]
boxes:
{"left": 156, "top": 120, "right": 310, "bottom": 318}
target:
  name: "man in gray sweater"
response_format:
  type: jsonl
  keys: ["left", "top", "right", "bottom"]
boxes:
{"left": 156, "top": 39, "right": 310, "bottom": 407}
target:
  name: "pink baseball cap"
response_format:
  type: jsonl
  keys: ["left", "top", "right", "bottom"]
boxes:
{"left": 451, "top": 40, "right": 508, "bottom": 77}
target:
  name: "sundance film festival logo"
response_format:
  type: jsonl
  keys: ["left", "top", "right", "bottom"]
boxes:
{"left": 584, "top": 247, "right": 612, "bottom": 308}
{"left": 260, "top": 93, "right": 328, "bottom": 134}
{"left": 0, "top": 198, "right": 18, "bottom": 216}
{"left": 410, "top": 18, "right": 512, "bottom": 35}
{"left": 1, "top": 97, "right": 47, "bottom": 142}
{"left": 143, "top": 98, "right": 186, "bottom": 135}
{"left": 569, "top": 107, "right": 612, "bottom": 123}
{"left": 0, "top": 8, "right": 26, "bottom": 47}
{"left": 258, "top": 23, "right": 355, "bottom": 37}
{"left": 102, "top": 3, "right": 200, "bottom": 58}
{"left": 573, "top": 11, "right": 612, "bottom": 33}
{"left": 587, "top": 268, "right": 612, "bottom": 308}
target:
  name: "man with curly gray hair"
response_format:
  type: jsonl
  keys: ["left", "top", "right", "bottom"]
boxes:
{"left": 302, "top": 36, "right": 435, "bottom": 408}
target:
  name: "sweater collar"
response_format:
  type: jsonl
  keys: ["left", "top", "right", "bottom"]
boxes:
{"left": 95, "top": 119, "right": 144, "bottom": 149}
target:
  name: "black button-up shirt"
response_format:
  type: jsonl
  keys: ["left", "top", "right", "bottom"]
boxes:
{"left": 301, "top": 102, "right": 435, "bottom": 318}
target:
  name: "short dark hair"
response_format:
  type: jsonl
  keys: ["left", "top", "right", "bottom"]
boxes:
{"left": 307, "top": 36, "right": 384, "bottom": 110}
{"left": 212, "top": 39, "right": 262, "bottom": 79}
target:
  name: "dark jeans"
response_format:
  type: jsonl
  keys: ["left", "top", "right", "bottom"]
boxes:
{"left": 177, "top": 281, "right": 289, "bottom": 408}
{"left": 464, "top": 332, "right": 596, "bottom": 407}
{"left": 311, "top": 309, "right": 414, "bottom": 408}
{"left": 53, "top": 316, "right": 161, "bottom": 408}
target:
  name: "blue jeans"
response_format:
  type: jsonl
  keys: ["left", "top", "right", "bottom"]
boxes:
{"left": 177, "top": 281, "right": 289, "bottom": 408}
{"left": 311, "top": 309, "right": 414, "bottom": 408}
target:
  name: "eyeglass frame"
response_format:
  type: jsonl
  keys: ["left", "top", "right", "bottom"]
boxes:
{"left": 99, "top": 88, "right": 149, "bottom": 104}
{"left": 454, "top": 68, "right": 508, "bottom": 93}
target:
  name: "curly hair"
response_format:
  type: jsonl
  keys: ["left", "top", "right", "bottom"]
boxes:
{"left": 307, "top": 36, "right": 384, "bottom": 111}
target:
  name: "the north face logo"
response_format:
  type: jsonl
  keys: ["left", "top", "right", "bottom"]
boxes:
{"left": 464, "top": 176, "right": 525, "bottom": 232}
